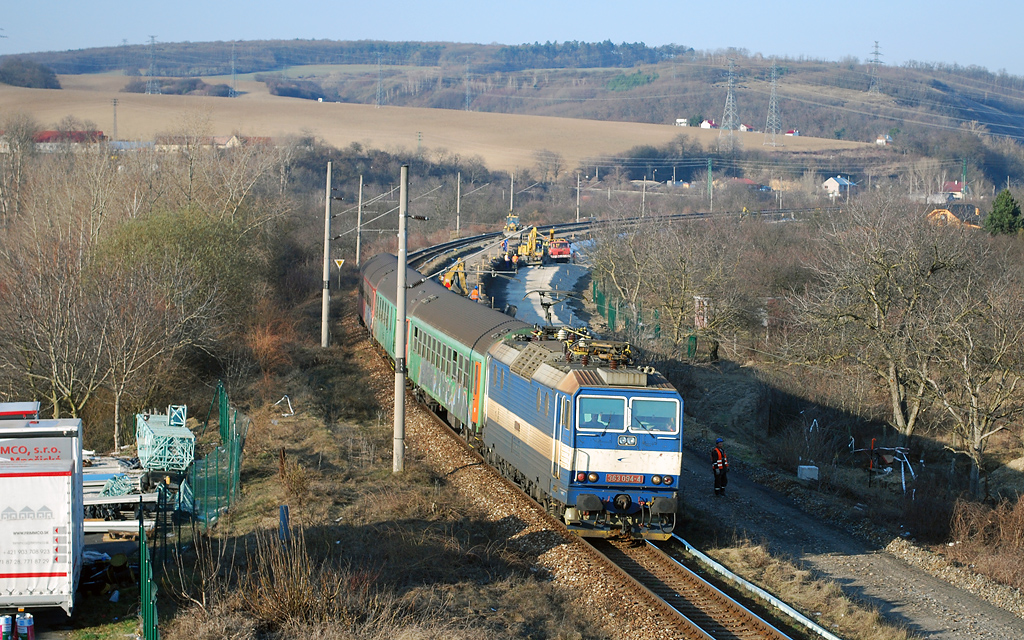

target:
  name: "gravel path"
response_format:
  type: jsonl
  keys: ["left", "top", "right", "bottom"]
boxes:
{"left": 391, "top": 261, "right": 1024, "bottom": 639}
{"left": 678, "top": 444, "right": 1024, "bottom": 639}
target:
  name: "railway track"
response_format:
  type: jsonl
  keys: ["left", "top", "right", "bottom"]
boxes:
{"left": 414, "top": 402, "right": 750, "bottom": 640}
{"left": 406, "top": 207, "right": 838, "bottom": 272}
{"left": 412, "top": 391, "right": 810, "bottom": 640}
{"left": 393, "top": 208, "right": 847, "bottom": 639}
{"left": 590, "top": 538, "right": 795, "bottom": 640}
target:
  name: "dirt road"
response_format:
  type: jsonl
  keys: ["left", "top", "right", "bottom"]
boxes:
{"left": 678, "top": 443, "right": 1024, "bottom": 639}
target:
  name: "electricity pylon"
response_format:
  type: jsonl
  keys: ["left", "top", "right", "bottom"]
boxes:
{"left": 764, "top": 61, "right": 783, "bottom": 147}
{"left": 719, "top": 59, "right": 739, "bottom": 152}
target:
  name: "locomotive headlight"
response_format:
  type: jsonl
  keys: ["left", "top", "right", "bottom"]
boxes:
{"left": 587, "top": 472, "right": 599, "bottom": 483}
{"left": 651, "top": 475, "right": 662, "bottom": 485}
{"left": 617, "top": 435, "right": 637, "bottom": 446}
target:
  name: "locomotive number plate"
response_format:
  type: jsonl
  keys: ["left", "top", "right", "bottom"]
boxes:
{"left": 606, "top": 474, "right": 643, "bottom": 484}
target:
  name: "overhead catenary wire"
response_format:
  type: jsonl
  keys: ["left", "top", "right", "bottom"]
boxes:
{"left": 333, "top": 183, "right": 443, "bottom": 239}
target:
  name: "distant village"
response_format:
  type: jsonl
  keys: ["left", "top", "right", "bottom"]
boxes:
{"left": 1, "top": 128, "right": 985, "bottom": 228}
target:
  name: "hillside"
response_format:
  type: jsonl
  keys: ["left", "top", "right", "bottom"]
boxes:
{"left": 9, "top": 39, "right": 1024, "bottom": 144}
{"left": 5, "top": 39, "right": 1024, "bottom": 186}
{"left": 0, "top": 75, "right": 866, "bottom": 175}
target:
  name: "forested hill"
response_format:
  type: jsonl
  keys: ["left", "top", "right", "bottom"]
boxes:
{"left": 7, "top": 39, "right": 1024, "bottom": 177}
{"left": 6, "top": 40, "right": 693, "bottom": 77}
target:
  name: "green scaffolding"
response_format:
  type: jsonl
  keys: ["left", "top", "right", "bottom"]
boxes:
{"left": 137, "top": 405, "right": 195, "bottom": 472}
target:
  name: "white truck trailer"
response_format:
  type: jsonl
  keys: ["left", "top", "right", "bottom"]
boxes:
{"left": 0, "top": 418, "right": 84, "bottom": 616}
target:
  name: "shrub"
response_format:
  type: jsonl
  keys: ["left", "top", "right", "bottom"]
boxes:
{"left": 0, "top": 58, "right": 60, "bottom": 89}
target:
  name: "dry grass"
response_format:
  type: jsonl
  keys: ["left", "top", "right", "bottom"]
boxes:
{"left": 945, "top": 499, "right": 1024, "bottom": 589}
{"left": 711, "top": 539, "right": 918, "bottom": 640}
{"left": 156, "top": 326, "right": 607, "bottom": 640}
{"left": 1, "top": 73, "right": 866, "bottom": 174}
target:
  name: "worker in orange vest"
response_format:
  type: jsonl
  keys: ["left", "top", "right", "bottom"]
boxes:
{"left": 711, "top": 438, "right": 729, "bottom": 496}
{"left": 469, "top": 286, "right": 480, "bottom": 301}
{"left": 511, "top": 253, "right": 519, "bottom": 272}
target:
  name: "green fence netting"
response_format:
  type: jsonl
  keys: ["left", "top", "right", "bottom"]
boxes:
{"left": 591, "top": 280, "right": 660, "bottom": 338}
{"left": 185, "top": 381, "right": 249, "bottom": 530}
{"left": 140, "top": 520, "right": 160, "bottom": 640}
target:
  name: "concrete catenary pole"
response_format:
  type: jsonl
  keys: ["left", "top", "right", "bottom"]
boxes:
{"left": 321, "top": 161, "right": 332, "bottom": 348}
{"left": 456, "top": 171, "right": 461, "bottom": 237}
{"left": 356, "top": 175, "right": 364, "bottom": 267}
{"left": 576, "top": 173, "right": 581, "bottom": 222}
{"left": 393, "top": 165, "right": 410, "bottom": 473}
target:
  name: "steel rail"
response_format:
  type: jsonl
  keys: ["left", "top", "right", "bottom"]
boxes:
{"left": 590, "top": 538, "right": 794, "bottom": 640}
{"left": 671, "top": 535, "right": 845, "bottom": 640}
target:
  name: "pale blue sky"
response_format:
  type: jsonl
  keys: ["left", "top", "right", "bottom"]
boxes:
{"left": 2, "top": 1, "right": 1022, "bottom": 76}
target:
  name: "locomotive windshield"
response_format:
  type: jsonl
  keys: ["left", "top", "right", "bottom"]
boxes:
{"left": 577, "top": 396, "right": 626, "bottom": 431}
{"left": 629, "top": 398, "right": 679, "bottom": 434}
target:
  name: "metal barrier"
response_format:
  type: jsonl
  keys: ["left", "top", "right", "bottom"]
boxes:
{"left": 139, "top": 519, "right": 160, "bottom": 640}
{"left": 592, "top": 280, "right": 618, "bottom": 331}
{"left": 188, "top": 382, "right": 249, "bottom": 529}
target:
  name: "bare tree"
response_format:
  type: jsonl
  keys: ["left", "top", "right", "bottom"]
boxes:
{"left": 792, "top": 190, "right": 971, "bottom": 445}
{"left": 923, "top": 257, "right": 1024, "bottom": 497}
{"left": 0, "top": 113, "right": 39, "bottom": 224}
{"left": 533, "top": 149, "right": 563, "bottom": 183}
{"left": 588, "top": 217, "right": 660, "bottom": 346}
{"left": 91, "top": 256, "right": 222, "bottom": 449}
{"left": 161, "top": 109, "right": 214, "bottom": 209}
{"left": 0, "top": 236, "right": 107, "bottom": 418}
{"left": 201, "top": 136, "right": 284, "bottom": 227}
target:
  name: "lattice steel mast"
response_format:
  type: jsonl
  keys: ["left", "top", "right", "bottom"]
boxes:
{"left": 869, "top": 41, "right": 883, "bottom": 94}
{"left": 376, "top": 53, "right": 383, "bottom": 108}
{"left": 145, "top": 36, "right": 159, "bottom": 95}
{"left": 719, "top": 59, "right": 739, "bottom": 151}
{"left": 464, "top": 57, "right": 471, "bottom": 111}
{"left": 764, "top": 60, "right": 783, "bottom": 147}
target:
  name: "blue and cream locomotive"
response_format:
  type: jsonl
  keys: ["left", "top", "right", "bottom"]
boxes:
{"left": 359, "top": 254, "right": 682, "bottom": 540}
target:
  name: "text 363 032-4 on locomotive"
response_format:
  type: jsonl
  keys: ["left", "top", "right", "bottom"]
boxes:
{"left": 359, "top": 254, "right": 683, "bottom": 540}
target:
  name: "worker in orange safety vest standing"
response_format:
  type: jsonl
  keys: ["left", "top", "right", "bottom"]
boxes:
{"left": 711, "top": 437, "right": 729, "bottom": 496}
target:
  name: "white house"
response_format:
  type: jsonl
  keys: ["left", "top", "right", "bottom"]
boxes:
{"left": 876, "top": 134, "right": 893, "bottom": 146}
{"left": 823, "top": 176, "right": 856, "bottom": 197}
{"left": 785, "top": 129, "right": 800, "bottom": 136}
{"left": 700, "top": 119, "right": 717, "bottom": 129}
{"left": 739, "top": 124, "right": 754, "bottom": 132}
{"left": 675, "top": 118, "right": 689, "bottom": 127}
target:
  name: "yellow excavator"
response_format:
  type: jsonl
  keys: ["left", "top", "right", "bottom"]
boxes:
{"left": 441, "top": 259, "right": 469, "bottom": 295}
{"left": 516, "top": 226, "right": 546, "bottom": 266}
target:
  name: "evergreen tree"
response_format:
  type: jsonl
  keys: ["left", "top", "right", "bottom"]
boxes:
{"left": 984, "top": 189, "right": 1023, "bottom": 235}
